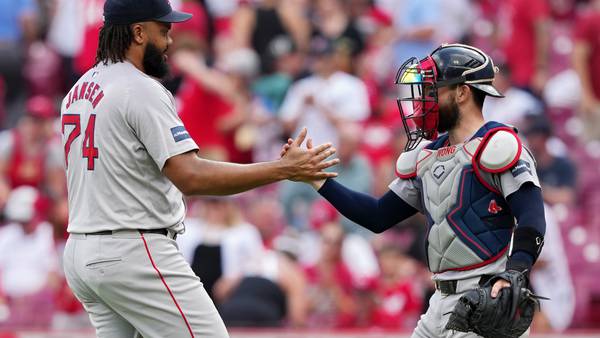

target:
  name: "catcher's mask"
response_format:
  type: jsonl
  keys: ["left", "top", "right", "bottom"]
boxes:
{"left": 396, "top": 43, "right": 504, "bottom": 151}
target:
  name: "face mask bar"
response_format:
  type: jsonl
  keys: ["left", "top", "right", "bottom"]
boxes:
{"left": 395, "top": 56, "right": 440, "bottom": 152}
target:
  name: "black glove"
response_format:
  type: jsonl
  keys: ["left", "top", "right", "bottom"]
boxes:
{"left": 445, "top": 270, "right": 548, "bottom": 338}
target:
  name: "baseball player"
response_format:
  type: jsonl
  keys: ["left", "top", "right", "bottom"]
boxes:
{"left": 285, "top": 44, "right": 546, "bottom": 337}
{"left": 60, "top": 1, "right": 339, "bottom": 337}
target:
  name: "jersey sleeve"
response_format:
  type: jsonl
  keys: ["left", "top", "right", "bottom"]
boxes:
{"left": 388, "top": 177, "right": 423, "bottom": 212}
{"left": 126, "top": 81, "right": 198, "bottom": 170}
{"left": 497, "top": 147, "right": 541, "bottom": 198}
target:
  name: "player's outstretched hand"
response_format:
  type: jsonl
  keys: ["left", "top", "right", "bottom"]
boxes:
{"left": 280, "top": 128, "right": 339, "bottom": 182}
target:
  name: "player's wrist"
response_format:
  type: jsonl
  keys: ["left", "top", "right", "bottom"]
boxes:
{"left": 309, "top": 179, "right": 327, "bottom": 190}
{"left": 506, "top": 251, "right": 534, "bottom": 277}
{"left": 274, "top": 158, "right": 296, "bottom": 181}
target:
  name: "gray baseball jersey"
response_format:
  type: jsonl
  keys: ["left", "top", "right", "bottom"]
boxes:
{"left": 61, "top": 61, "right": 198, "bottom": 233}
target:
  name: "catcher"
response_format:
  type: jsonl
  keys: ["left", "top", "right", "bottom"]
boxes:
{"left": 284, "top": 43, "right": 546, "bottom": 337}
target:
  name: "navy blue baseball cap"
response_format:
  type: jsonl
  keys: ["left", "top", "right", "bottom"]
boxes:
{"left": 103, "top": 0, "right": 192, "bottom": 25}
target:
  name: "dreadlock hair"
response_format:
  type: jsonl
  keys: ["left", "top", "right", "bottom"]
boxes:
{"left": 95, "top": 23, "right": 134, "bottom": 66}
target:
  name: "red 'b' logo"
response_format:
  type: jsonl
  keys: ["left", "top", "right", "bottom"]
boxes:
{"left": 488, "top": 199, "right": 502, "bottom": 214}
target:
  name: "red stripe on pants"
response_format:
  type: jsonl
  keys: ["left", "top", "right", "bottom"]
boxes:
{"left": 141, "top": 233, "right": 195, "bottom": 337}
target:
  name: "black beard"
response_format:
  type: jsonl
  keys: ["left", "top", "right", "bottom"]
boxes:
{"left": 437, "top": 96, "right": 460, "bottom": 133}
{"left": 143, "top": 42, "right": 169, "bottom": 79}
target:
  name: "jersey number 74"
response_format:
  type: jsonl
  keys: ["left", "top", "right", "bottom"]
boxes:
{"left": 62, "top": 114, "right": 99, "bottom": 170}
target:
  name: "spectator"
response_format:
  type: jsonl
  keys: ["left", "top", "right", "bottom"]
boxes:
{"left": 46, "top": 0, "right": 87, "bottom": 89}
{"left": 251, "top": 37, "right": 306, "bottom": 162}
{"left": 499, "top": 0, "right": 551, "bottom": 94}
{"left": 22, "top": 41, "right": 63, "bottom": 99}
{"left": 243, "top": 191, "right": 287, "bottom": 249}
{"left": 215, "top": 233, "right": 308, "bottom": 328}
{"left": 170, "top": 0, "right": 210, "bottom": 57}
{"left": 0, "top": 0, "right": 37, "bottom": 44}
{"left": 377, "top": 0, "right": 440, "bottom": 67}
{"left": 280, "top": 37, "right": 370, "bottom": 148}
{"left": 304, "top": 222, "right": 358, "bottom": 328}
{"left": 530, "top": 204, "right": 575, "bottom": 332}
{"left": 203, "top": 0, "right": 241, "bottom": 35}
{"left": 359, "top": 100, "right": 404, "bottom": 196}
{"left": 328, "top": 123, "right": 373, "bottom": 232}
{"left": 523, "top": 117, "right": 577, "bottom": 205}
{"left": 367, "top": 245, "right": 422, "bottom": 330}
{"left": 71, "top": 0, "right": 104, "bottom": 76}
{"left": 573, "top": 0, "right": 600, "bottom": 140}
{"left": 252, "top": 37, "right": 305, "bottom": 112}
{"left": 0, "top": 0, "right": 39, "bottom": 126}
{"left": 436, "top": 0, "right": 476, "bottom": 43}
{"left": 177, "top": 197, "right": 263, "bottom": 301}
{"left": 49, "top": 196, "right": 87, "bottom": 330}
{"left": 483, "top": 64, "right": 544, "bottom": 129}
{"left": 174, "top": 48, "right": 260, "bottom": 162}
{"left": 353, "top": 3, "right": 396, "bottom": 94}
{"left": 312, "top": 0, "right": 365, "bottom": 73}
{"left": 231, "top": 0, "right": 311, "bottom": 73}
{"left": 198, "top": 192, "right": 307, "bottom": 328}
{"left": 303, "top": 199, "right": 380, "bottom": 286}
{"left": 0, "top": 96, "right": 64, "bottom": 210}
{"left": 0, "top": 186, "right": 59, "bottom": 329}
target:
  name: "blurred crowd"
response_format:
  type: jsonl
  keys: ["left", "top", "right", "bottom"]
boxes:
{"left": 0, "top": 0, "right": 600, "bottom": 333}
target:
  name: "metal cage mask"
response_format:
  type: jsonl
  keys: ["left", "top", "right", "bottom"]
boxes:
{"left": 395, "top": 56, "right": 440, "bottom": 151}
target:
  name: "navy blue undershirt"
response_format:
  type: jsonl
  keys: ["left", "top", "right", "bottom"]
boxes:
{"left": 317, "top": 178, "right": 418, "bottom": 234}
{"left": 317, "top": 179, "right": 545, "bottom": 269}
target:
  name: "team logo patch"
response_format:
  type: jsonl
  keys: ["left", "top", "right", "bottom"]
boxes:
{"left": 511, "top": 160, "right": 531, "bottom": 177}
{"left": 433, "top": 165, "right": 445, "bottom": 179}
{"left": 171, "top": 126, "right": 191, "bottom": 142}
{"left": 488, "top": 199, "right": 503, "bottom": 214}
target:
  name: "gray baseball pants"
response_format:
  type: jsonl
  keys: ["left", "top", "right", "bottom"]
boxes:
{"left": 63, "top": 230, "right": 229, "bottom": 338}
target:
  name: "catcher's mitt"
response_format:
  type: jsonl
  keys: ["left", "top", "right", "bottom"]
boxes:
{"left": 445, "top": 270, "right": 548, "bottom": 338}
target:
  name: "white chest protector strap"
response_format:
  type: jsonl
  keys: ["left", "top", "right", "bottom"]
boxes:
{"left": 473, "top": 127, "right": 522, "bottom": 174}
{"left": 395, "top": 140, "right": 432, "bottom": 179}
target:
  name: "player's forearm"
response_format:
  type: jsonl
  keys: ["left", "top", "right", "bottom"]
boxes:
{"left": 506, "top": 183, "right": 546, "bottom": 272}
{"left": 317, "top": 178, "right": 417, "bottom": 233}
{"left": 179, "top": 158, "right": 288, "bottom": 195}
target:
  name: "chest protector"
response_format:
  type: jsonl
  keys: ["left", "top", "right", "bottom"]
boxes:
{"left": 397, "top": 124, "right": 521, "bottom": 273}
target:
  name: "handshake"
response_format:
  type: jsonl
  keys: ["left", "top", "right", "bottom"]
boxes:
{"left": 278, "top": 127, "right": 338, "bottom": 188}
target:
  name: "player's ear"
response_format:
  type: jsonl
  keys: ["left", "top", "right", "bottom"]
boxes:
{"left": 131, "top": 23, "right": 146, "bottom": 45}
{"left": 456, "top": 84, "right": 469, "bottom": 104}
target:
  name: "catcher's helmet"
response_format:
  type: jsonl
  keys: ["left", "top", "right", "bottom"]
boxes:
{"left": 396, "top": 43, "right": 503, "bottom": 151}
